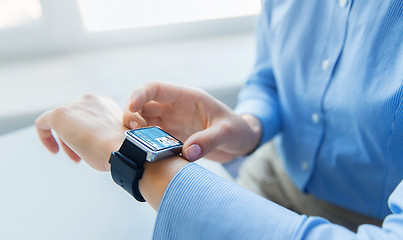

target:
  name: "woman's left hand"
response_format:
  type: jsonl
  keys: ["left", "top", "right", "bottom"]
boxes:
{"left": 35, "top": 94, "right": 127, "bottom": 171}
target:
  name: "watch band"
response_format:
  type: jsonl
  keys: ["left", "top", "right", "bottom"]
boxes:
{"left": 109, "top": 139, "right": 147, "bottom": 202}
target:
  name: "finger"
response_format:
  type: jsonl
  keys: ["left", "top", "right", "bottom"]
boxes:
{"left": 35, "top": 112, "right": 59, "bottom": 154}
{"left": 141, "top": 102, "right": 169, "bottom": 117}
{"left": 122, "top": 110, "right": 147, "bottom": 129}
{"left": 182, "top": 122, "right": 232, "bottom": 162}
{"left": 58, "top": 137, "right": 81, "bottom": 163}
{"left": 123, "top": 101, "right": 172, "bottom": 129}
{"left": 128, "top": 82, "right": 185, "bottom": 112}
{"left": 143, "top": 116, "right": 164, "bottom": 128}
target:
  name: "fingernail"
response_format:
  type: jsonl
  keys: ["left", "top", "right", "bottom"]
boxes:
{"left": 129, "top": 121, "right": 138, "bottom": 129}
{"left": 184, "top": 144, "right": 202, "bottom": 162}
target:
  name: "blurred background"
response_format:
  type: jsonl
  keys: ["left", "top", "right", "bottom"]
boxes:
{"left": 0, "top": 0, "right": 259, "bottom": 239}
{"left": 0, "top": 0, "right": 260, "bottom": 134}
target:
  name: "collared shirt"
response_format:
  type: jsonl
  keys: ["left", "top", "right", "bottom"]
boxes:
{"left": 236, "top": 0, "right": 403, "bottom": 219}
{"left": 152, "top": 0, "right": 403, "bottom": 239}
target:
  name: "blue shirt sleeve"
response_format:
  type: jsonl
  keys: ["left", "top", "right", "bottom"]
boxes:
{"left": 153, "top": 163, "right": 403, "bottom": 240}
{"left": 234, "top": 0, "right": 281, "bottom": 145}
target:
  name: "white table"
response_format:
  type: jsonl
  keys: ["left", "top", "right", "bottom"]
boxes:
{"left": 0, "top": 126, "right": 232, "bottom": 240}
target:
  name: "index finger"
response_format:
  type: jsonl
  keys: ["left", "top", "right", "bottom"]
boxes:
{"left": 128, "top": 82, "right": 186, "bottom": 112}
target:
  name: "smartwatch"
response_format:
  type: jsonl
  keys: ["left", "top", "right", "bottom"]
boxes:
{"left": 109, "top": 127, "right": 183, "bottom": 202}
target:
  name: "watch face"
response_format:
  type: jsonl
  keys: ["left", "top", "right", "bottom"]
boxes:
{"left": 127, "top": 127, "right": 183, "bottom": 151}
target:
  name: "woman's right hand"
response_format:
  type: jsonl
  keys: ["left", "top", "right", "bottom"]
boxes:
{"left": 122, "top": 82, "right": 262, "bottom": 162}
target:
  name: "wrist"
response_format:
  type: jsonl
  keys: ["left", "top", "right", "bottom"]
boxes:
{"left": 240, "top": 114, "right": 262, "bottom": 155}
{"left": 139, "top": 156, "right": 188, "bottom": 210}
{"left": 101, "top": 130, "right": 126, "bottom": 172}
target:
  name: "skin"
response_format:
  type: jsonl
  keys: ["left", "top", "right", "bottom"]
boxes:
{"left": 122, "top": 82, "right": 262, "bottom": 162}
{"left": 35, "top": 83, "right": 262, "bottom": 210}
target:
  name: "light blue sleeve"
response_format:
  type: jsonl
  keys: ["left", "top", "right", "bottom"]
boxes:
{"left": 302, "top": 180, "right": 403, "bottom": 240}
{"left": 153, "top": 163, "right": 403, "bottom": 240}
{"left": 235, "top": 0, "right": 281, "bottom": 145}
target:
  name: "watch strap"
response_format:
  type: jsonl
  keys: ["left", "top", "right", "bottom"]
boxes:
{"left": 118, "top": 139, "right": 147, "bottom": 166}
{"left": 109, "top": 139, "right": 147, "bottom": 202}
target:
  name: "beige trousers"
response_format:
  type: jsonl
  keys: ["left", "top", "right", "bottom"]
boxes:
{"left": 236, "top": 142, "right": 382, "bottom": 232}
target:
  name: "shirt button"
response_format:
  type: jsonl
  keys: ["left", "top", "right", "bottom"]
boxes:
{"left": 301, "top": 161, "right": 308, "bottom": 171}
{"left": 321, "top": 59, "right": 330, "bottom": 70}
{"left": 339, "top": 0, "right": 347, "bottom": 7}
{"left": 311, "top": 113, "right": 320, "bottom": 124}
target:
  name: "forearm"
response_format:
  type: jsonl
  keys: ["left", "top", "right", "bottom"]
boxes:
{"left": 148, "top": 162, "right": 403, "bottom": 240}
{"left": 139, "top": 156, "right": 188, "bottom": 210}
{"left": 152, "top": 163, "right": 306, "bottom": 239}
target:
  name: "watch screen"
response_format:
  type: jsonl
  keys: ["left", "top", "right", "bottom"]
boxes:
{"left": 128, "top": 127, "right": 182, "bottom": 151}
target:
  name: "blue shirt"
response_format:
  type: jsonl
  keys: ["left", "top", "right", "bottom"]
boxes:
{"left": 236, "top": 0, "right": 403, "bottom": 219}
{"left": 153, "top": 0, "right": 403, "bottom": 238}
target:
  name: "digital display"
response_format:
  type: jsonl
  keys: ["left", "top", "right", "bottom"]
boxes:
{"left": 128, "top": 127, "right": 182, "bottom": 151}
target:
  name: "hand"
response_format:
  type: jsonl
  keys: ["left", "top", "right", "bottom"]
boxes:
{"left": 35, "top": 94, "right": 127, "bottom": 171}
{"left": 122, "top": 82, "right": 262, "bottom": 162}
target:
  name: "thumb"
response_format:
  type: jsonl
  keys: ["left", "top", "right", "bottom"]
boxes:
{"left": 182, "top": 123, "right": 231, "bottom": 162}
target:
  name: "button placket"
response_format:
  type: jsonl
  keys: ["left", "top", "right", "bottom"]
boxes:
{"left": 339, "top": 0, "right": 347, "bottom": 7}
{"left": 321, "top": 59, "right": 330, "bottom": 71}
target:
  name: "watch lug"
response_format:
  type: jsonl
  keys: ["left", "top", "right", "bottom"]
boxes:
{"left": 146, "top": 152, "right": 155, "bottom": 162}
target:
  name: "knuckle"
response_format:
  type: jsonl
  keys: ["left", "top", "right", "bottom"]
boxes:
{"left": 34, "top": 117, "right": 42, "bottom": 127}
{"left": 51, "top": 105, "right": 70, "bottom": 120}
{"left": 145, "top": 81, "right": 160, "bottom": 90}
{"left": 219, "top": 121, "right": 233, "bottom": 136}
{"left": 81, "top": 93, "right": 98, "bottom": 100}
{"left": 53, "top": 105, "right": 69, "bottom": 115}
